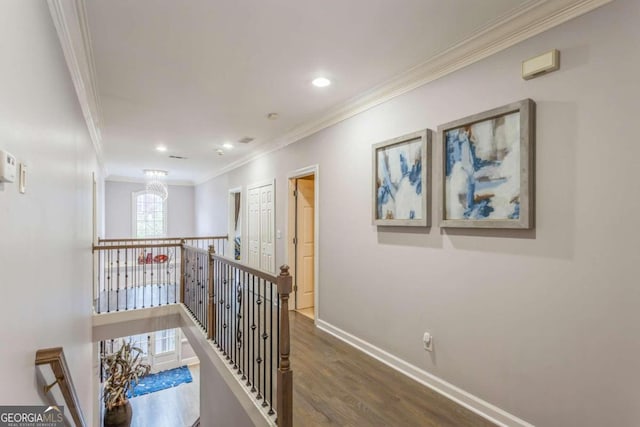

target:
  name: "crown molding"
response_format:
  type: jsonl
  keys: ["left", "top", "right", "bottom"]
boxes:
{"left": 195, "top": 0, "right": 613, "bottom": 185}
{"left": 47, "top": 0, "right": 104, "bottom": 166}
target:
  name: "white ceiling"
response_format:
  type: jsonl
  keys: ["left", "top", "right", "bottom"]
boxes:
{"left": 86, "top": 0, "right": 532, "bottom": 184}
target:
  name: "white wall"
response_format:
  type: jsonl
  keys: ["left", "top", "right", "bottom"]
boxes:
{"left": 195, "top": 174, "right": 229, "bottom": 236}
{"left": 104, "top": 180, "right": 195, "bottom": 238}
{"left": 194, "top": 1, "right": 640, "bottom": 426}
{"left": 0, "top": 1, "right": 99, "bottom": 422}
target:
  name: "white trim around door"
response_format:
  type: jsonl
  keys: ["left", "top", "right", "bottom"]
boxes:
{"left": 286, "top": 165, "right": 320, "bottom": 324}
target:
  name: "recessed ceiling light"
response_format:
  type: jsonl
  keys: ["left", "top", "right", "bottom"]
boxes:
{"left": 223, "top": 142, "right": 233, "bottom": 149}
{"left": 312, "top": 77, "right": 331, "bottom": 88}
{"left": 267, "top": 113, "right": 279, "bottom": 120}
{"left": 156, "top": 145, "right": 167, "bottom": 152}
{"left": 216, "top": 149, "right": 224, "bottom": 156}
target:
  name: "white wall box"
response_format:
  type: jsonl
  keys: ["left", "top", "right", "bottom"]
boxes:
{"left": 0, "top": 150, "right": 17, "bottom": 183}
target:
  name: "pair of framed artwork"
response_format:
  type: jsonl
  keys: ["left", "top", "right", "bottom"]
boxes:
{"left": 372, "top": 98, "right": 535, "bottom": 229}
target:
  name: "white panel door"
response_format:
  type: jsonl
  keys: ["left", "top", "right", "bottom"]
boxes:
{"left": 247, "top": 187, "right": 261, "bottom": 268}
{"left": 260, "top": 184, "right": 275, "bottom": 273}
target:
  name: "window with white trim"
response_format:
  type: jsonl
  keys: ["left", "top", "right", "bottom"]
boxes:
{"left": 132, "top": 191, "right": 167, "bottom": 238}
{"left": 154, "top": 329, "right": 177, "bottom": 354}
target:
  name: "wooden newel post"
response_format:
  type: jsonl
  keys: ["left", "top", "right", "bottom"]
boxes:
{"left": 276, "top": 264, "right": 293, "bottom": 427}
{"left": 180, "top": 239, "right": 186, "bottom": 304}
{"left": 207, "top": 244, "right": 216, "bottom": 341}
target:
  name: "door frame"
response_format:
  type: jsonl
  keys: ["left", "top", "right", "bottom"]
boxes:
{"left": 228, "top": 186, "right": 243, "bottom": 261}
{"left": 286, "top": 165, "right": 320, "bottom": 324}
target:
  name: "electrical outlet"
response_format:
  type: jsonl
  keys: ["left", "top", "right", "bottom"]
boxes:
{"left": 423, "top": 332, "right": 433, "bottom": 352}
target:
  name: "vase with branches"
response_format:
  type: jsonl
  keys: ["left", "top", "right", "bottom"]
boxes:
{"left": 101, "top": 340, "right": 150, "bottom": 427}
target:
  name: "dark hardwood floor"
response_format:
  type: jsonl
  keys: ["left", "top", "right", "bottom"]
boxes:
{"left": 291, "top": 312, "right": 495, "bottom": 427}
{"left": 128, "top": 364, "right": 199, "bottom": 427}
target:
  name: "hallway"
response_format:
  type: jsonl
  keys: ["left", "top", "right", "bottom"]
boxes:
{"left": 291, "top": 313, "right": 494, "bottom": 427}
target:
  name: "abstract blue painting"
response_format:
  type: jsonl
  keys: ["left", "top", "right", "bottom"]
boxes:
{"left": 445, "top": 111, "right": 521, "bottom": 221}
{"left": 373, "top": 130, "right": 429, "bottom": 226}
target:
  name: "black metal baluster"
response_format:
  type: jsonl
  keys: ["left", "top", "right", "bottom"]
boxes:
{"left": 133, "top": 249, "right": 138, "bottom": 310}
{"left": 97, "top": 251, "right": 102, "bottom": 313}
{"left": 231, "top": 267, "right": 239, "bottom": 371}
{"left": 151, "top": 247, "right": 155, "bottom": 307}
{"left": 256, "top": 278, "right": 263, "bottom": 401}
{"left": 226, "top": 263, "right": 231, "bottom": 360}
{"left": 202, "top": 253, "right": 206, "bottom": 330}
{"left": 236, "top": 267, "right": 243, "bottom": 374}
{"left": 184, "top": 251, "right": 189, "bottom": 313}
{"left": 230, "top": 266, "right": 235, "bottom": 366}
{"left": 107, "top": 250, "right": 111, "bottom": 313}
{"left": 116, "top": 249, "right": 121, "bottom": 311}
{"left": 243, "top": 271, "right": 248, "bottom": 383}
{"left": 214, "top": 258, "right": 219, "bottom": 346}
{"left": 142, "top": 249, "right": 146, "bottom": 309}
{"left": 199, "top": 252, "right": 203, "bottom": 325}
{"left": 269, "top": 280, "right": 274, "bottom": 415}
{"left": 231, "top": 265, "right": 236, "bottom": 367}
{"left": 261, "top": 278, "right": 268, "bottom": 407}
{"left": 192, "top": 251, "right": 196, "bottom": 317}
{"left": 125, "top": 248, "right": 129, "bottom": 311}
{"left": 196, "top": 252, "right": 201, "bottom": 325}
{"left": 201, "top": 253, "right": 206, "bottom": 326}
{"left": 251, "top": 275, "right": 256, "bottom": 393}
{"left": 219, "top": 260, "right": 224, "bottom": 351}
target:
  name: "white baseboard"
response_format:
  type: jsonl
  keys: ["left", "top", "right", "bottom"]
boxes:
{"left": 315, "top": 319, "right": 534, "bottom": 427}
{"left": 182, "top": 356, "right": 200, "bottom": 367}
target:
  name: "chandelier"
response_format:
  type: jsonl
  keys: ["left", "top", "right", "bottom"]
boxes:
{"left": 144, "top": 169, "right": 169, "bottom": 201}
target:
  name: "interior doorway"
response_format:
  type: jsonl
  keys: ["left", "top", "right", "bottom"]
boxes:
{"left": 288, "top": 170, "right": 317, "bottom": 321}
{"left": 228, "top": 188, "right": 242, "bottom": 261}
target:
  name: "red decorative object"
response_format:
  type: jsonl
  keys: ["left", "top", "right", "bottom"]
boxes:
{"left": 153, "top": 254, "right": 168, "bottom": 263}
{"left": 145, "top": 253, "right": 153, "bottom": 264}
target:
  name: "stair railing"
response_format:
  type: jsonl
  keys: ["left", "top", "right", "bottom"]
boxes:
{"left": 92, "top": 235, "right": 227, "bottom": 313}
{"left": 180, "top": 244, "right": 293, "bottom": 427}
{"left": 35, "top": 347, "right": 87, "bottom": 427}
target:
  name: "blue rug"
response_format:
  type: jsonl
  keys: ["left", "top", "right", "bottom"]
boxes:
{"left": 128, "top": 365, "right": 193, "bottom": 398}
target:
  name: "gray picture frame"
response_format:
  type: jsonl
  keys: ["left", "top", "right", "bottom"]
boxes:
{"left": 438, "top": 99, "right": 535, "bottom": 229}
{"left": 372, "top": 129, "right": 431, "bottom": 227}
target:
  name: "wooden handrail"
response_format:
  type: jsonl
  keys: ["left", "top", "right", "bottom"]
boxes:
{"left": 35, "top": 347, "right": 87, "bottom": 427}
{"left": 210, "top": 253, "right": 278, "bottom": 283}
{"left": 92, "top": 242, "right": 182, "bottom": 251}
{"left": 97, "top": 235, "right": 228, "bottom": 243}
{"left": 182, "top": 244, "right": 209, "bottom": 255}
